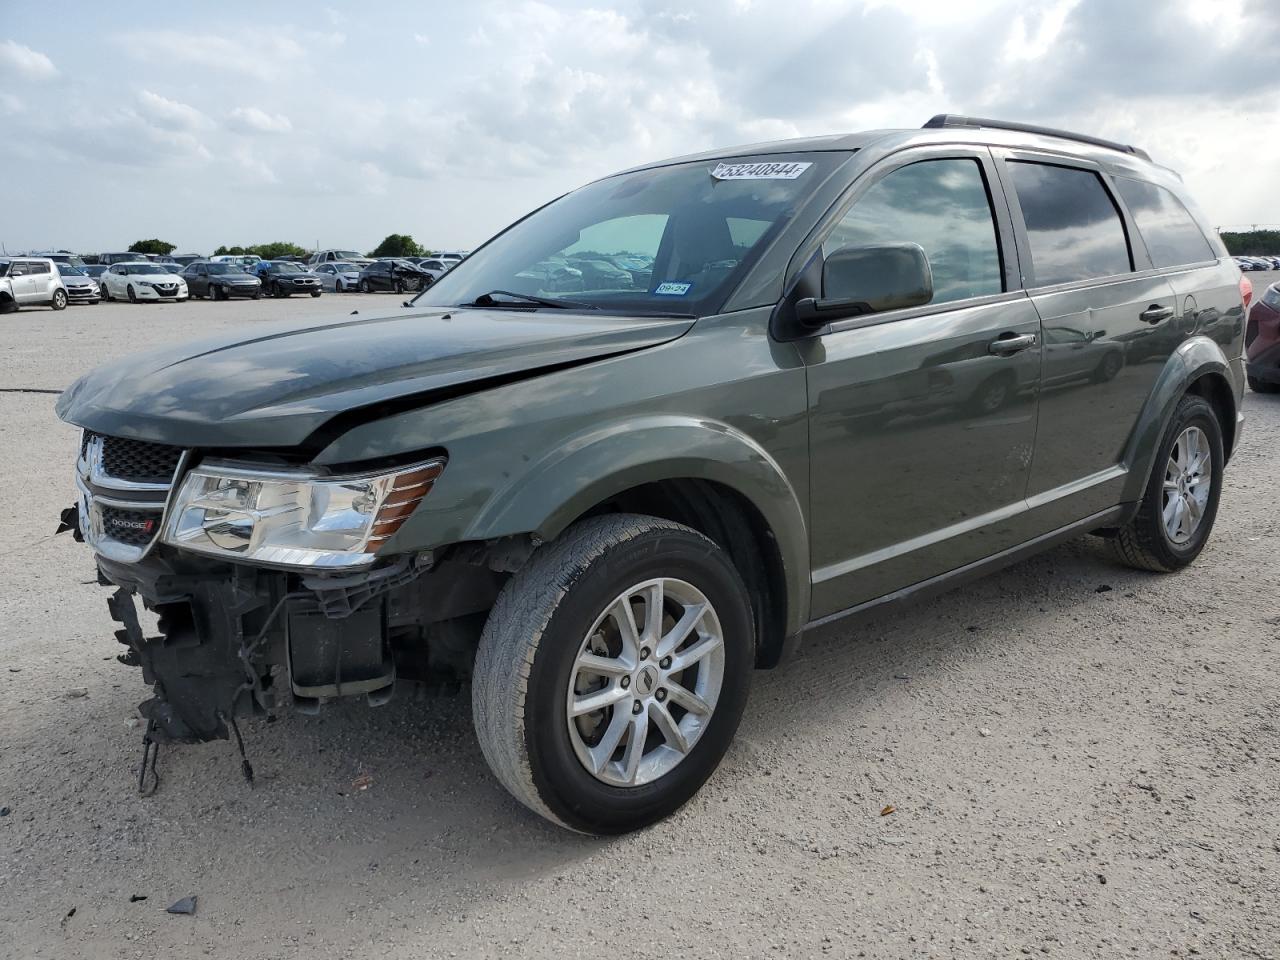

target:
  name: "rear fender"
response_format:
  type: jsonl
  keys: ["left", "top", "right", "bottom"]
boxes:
{"left": 463, "top": 414, "right": 811, "bottom": 636}
{"left": 1120, "top": 335, "right": 1239, "bottom": 502}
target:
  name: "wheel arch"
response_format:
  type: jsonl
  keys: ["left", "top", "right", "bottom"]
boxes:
{"left": 1121, "top": 335, "right": 1240, "bottom": 502}
{"left": 461, "top": 414, "right": 811, "bottom": 652}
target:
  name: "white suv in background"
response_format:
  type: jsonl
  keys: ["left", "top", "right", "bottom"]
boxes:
{"left": 100, "top": 262, "right": 189, "bottom": 303}
{"left": 0, "top": 257, "right": 68, "bottom": 312}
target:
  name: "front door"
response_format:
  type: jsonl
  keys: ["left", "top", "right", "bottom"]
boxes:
{"left": 803, "top": 149, "right": 1043, "bottom": 618}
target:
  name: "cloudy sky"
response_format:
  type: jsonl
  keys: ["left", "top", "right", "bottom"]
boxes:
{"left": 1, "top": 0, "right": 1276, "bottom": 255}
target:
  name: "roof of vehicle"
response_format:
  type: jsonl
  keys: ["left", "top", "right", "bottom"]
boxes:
{"left": 613, "top": 115, "right": 1178, "bottom": 186}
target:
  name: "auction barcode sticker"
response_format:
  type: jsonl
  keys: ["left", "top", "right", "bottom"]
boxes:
{"left": 711, "top": 161, "right": 812, "bottom": 181}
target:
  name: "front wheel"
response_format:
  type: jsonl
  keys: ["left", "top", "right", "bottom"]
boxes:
{"left": 1112, "top": 394, "right": 1223, "bottom": 572}
{"left": 51, "top": 289, "right": 67, "bottom": 311}
{"left": 360, "top": 279, "right": 371, "bottom": 293}
{"left": 472, "top": 514, "right": 753, "bottom": 834}
{"left": 310, "top": 290, "right": 321, "bottom": 298}
{"left": 127, "top": 284, "right": 138, "bottom": 304}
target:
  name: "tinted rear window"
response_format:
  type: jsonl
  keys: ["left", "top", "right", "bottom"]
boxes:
{"left": 1114, "top": 178, "right": 1215, "bottom": 268}
{"left": 1009, "top": 162, "right": 1131, "bottom": 286}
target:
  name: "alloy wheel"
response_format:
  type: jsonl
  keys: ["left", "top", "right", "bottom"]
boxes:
{"left": 566, "top": 577, "right": 724, "bottom": 787}
{"left": 1162, "top": 425, "right": 1212, "bottom": 544}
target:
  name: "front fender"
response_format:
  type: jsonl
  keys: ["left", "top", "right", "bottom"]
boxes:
{"left": 1120, "top": 335, "right": 1240, "bottom": 502}
{"left": 463, "top": 414, "right": 811, "bottom": 636}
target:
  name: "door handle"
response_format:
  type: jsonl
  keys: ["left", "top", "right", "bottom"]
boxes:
{"left": 1139, "top": 304, "right": 1174, "bottom": 324}
{"left": 989, "top": 332, "right": 1037, "bottom": 356}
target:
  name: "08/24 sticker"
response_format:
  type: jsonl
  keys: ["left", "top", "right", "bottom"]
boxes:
{"left": 710, "top": 161, "right": 812, "bottom": 181}
{"left": 653, "top": 282, "right": 693, "bottom": 296}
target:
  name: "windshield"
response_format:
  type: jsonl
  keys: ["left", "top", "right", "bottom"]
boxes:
{"left": 124, "top": 264, "right": 160, "bottom": 275}
{"left": 272, "top": 263, "right": 303, "bottom": 273}
{"left": 334, "top": 262, "right": 359, "bottom": 272}
{"left": 206, "top": 263, "right": 246, "bottom": 275}
{"left": 59, "top": 264, "right": 85, "bottom": 276}
{"left": 415, "top": 153, "right": 839, "bottom": 315}
{"left": 332, "top": 250, "right": 361, "bottom": 260}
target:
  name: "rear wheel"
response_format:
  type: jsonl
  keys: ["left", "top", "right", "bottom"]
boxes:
{"left": 1247, "top": 374, "right": 1280, "bottom": 394}
{"left": 1112, "top": 394, "right": 1223, "bottom": 572}
{"left": 472, "top": 514, "right": 753, "bottom": 834}
{"left": 51, "top": 289, "right": 67, "bottom": 311}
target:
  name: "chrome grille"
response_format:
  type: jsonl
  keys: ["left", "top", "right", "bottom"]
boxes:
{"left": 76, "top": 431, "right": 188, "bottom": 562}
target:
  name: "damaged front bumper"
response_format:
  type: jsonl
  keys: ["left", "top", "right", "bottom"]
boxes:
{"left": 96, "top": 545, "right": 433, "bottom": 745}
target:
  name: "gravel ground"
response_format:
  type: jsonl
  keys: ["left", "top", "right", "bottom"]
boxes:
{"left": 1, "top": 284, "right": 1278, "bottom": 959}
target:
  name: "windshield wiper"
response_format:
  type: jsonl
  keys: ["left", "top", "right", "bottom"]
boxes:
{"left": 468, "top": 290, "right": 600, "bottom": 311}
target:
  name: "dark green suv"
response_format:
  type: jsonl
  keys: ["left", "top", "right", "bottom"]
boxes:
{"left": 57, "top": 116, "right": 1246, "bottom": 833}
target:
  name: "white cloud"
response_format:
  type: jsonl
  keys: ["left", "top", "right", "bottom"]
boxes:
{"left": 115, "top": 31, "right": 304, "bottom": 81}
{"left": 228, "top": 106, "right": 293, "bottom": 135}
{"left": 0, "top": 40, "right": 57, "bottom": 81}
{"left": 413, "top": 33, "right": 430, "bottom": 45}
{"left": 137, "top": 90, "right": 209, "bottom": 131}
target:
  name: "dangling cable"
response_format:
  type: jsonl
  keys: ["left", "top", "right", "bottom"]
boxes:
{"left": 220, "top": 711, "right": 255, "bottom": 787}
{"left": 137, "top": 720, "right": 160, "bottom": 797}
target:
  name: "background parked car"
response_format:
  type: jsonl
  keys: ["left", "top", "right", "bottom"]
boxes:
{"left": 358, "top": 258, "right": 432, "bottom": 293}
{"left": 0, "top": 257, "right": 68, "bottom": 311}
{"left": 209, "top": 254, "right": 263, "bottom": 272}
{"left": 181, "top": 260, "right": 262, "bottom": 300}
{"left": 313, "top": 261, "right": 363, "bottom": 292}
{"left": 99, "top": 262, "right": 188, "bottom": 303}
{"left": 81, "top": 264, "right": 109, "bottom": 284}
{"left": 55, "top": 262, "right": 102, "bottom": 304}
{"left": 171, "top": 254, "right": 206, "bottom": 267}
{"left": 1246, "top": 282, "right": 1280, "bottom": 394}
{"left": 308, "top": 248, "right": 371, "bottom": 266}
{"left": 97, "top": 252, "right": 140, "bottom": 266}
{"left": 256, "top": 260, "right": 324, "bottom": 297}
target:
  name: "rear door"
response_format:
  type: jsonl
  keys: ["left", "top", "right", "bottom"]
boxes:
{"left": 996, "top": 153, "right": 1178, "bottom": 530}
{"left": 803, "top": 147, "right": 1043, "bottom": 618}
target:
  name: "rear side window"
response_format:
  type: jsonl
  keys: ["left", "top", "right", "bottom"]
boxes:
{"left": 824, "top": 158, "right": 1004, "bottom": 305}
{"left": 1009, "top": 162, "right": 1131, "bottom": 286}
{"left": 29, "top": 261, "right": 50, "bottom": 275}
{"left": 1114, "top": 178, "right": 1215, "bottom": 268}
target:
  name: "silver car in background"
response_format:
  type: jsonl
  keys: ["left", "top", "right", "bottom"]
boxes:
{"left": 54, "top": 262, "right": 102, "bottom": 304}
{"left": 313, "top": 261, "right": 363, "bottom": 292}
{"left": 0, "top": 257, "right": 69, "bottom": 312}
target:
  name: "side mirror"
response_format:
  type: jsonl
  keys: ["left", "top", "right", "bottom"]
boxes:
{"left": 797, "top": 242, "right": 933, "bottom": 327}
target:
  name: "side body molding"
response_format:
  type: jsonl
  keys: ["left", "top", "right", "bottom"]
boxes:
{"left": 464, "top": 414, "right": 812, "bottom": 638}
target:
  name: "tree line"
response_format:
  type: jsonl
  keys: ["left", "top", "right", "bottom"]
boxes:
{"left": 1219, "top": 230, "right": 1280, "bottom": 256}
{"left": 128, "top": 234, "right": 438, "bottom": 259}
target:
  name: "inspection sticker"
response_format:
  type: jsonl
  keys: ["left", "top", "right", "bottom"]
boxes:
{"left": 653, "top": 281, "right": 693, "bottom": 296}
{"left": 711, "top": 161, "right": 812, "bottom": 181}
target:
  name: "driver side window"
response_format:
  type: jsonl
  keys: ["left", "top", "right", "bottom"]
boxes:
{"left": 824, "top": 158, "right": 1004, "bottom": 307}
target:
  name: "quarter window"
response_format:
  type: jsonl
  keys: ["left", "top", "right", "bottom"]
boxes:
{"left": 1008, "top": 162, "right": 1132, "bottom": 286}
{"left": 1114, "top": 178, "right": 1215, "bottom": 268}
{"left": 824, "top": 158, "right": 1004, "bottom": 306}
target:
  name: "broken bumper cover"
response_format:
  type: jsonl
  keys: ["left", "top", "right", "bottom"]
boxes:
{"left": 98, "top": 546, "right": 427, "bottom": 744}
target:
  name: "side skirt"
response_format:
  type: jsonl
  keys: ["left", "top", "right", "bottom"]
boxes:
{"left": 800, "top": 504, "right": 1131, "bottom": 636}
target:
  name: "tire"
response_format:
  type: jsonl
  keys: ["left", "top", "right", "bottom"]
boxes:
{"left": 394, "top": 280, "right": 404, "bottom": 294}
{"left": 472, "top": 514, "right": 753, "bottom": 834}
{"left": 252, "top": 289, "right": 262, "bottom": 300}
{"left": 1112, "top": 394, "right": 1223, "bottom": 573}
{"left": 127, "top": 284, "right": 137, "bottom": 304}
{"left": 360, "top": 279, "right": 371, "bottom": 293}
{"left": 0, "top": 295, "right": 14, "bottom": 314}
{"left": 51, "top": 289, "right": 67, "bottom": 311}
{"left": 1247, "top": 374, "right": 1280, "bottom": 394}
{"left": 310, "top": 290, "right": 322, "bottom": 298}
{"left": 101, "top": 284, "right": 111, "bottom": 302}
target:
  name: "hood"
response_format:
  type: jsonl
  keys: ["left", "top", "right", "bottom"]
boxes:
{"left": 56, "top": 307, "right": 694, "bottom": 450}
{"left": 63, "top": 275, "right": 97, "bottom": 287}
{"left": 130, "top": 272, "right": 184, "bottom": 284}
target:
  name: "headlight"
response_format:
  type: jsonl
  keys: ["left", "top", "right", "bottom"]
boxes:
{"left": 162, "top": 458, "right": 446, "bottom": 569}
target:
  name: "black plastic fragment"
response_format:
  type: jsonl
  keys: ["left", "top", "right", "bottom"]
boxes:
{"left": 166, "top": 896, "right": 197, "bottom": 916}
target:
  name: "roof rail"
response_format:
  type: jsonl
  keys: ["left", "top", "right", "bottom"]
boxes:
{"left": 922, "top": 114, "right": 1151, "bottom": 162}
